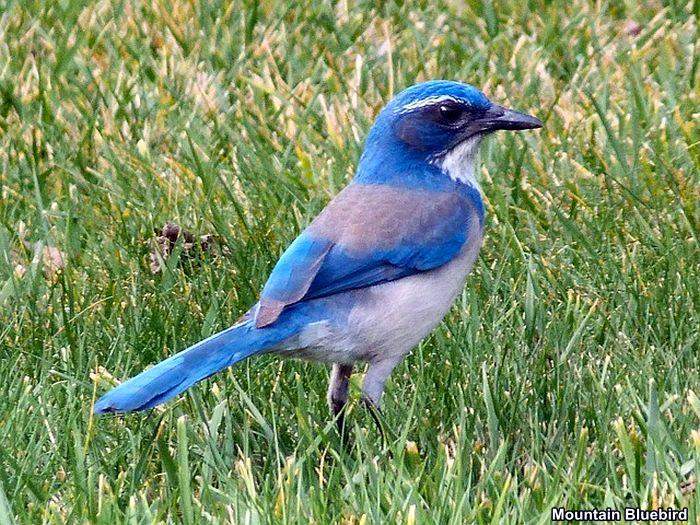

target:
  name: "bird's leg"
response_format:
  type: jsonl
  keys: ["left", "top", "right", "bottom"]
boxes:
{"left": 361, "top": 358, "right": 400, "bottom": 444}
{"left": 327, "top": 363, "right": 353, "bottom": 443}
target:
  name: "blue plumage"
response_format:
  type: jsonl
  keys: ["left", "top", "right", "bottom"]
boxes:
{"left": 259, "top": 233, "right": 333, "bottom": 307}
{"left": 94, "top": 80, "right": 540, "bottom": 418}
{"left": 94, "top": 300, "right": 339, "bottom": 413}
{"left": 257, "top": 183, "right": 477, "bottom": 328}
{"left": 95, "top": 321, "right": 276, "bottom": 413}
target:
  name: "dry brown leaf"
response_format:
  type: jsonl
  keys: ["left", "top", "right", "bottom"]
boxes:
{"left": 150, "top": 222, "right": 217, "bottom": 274}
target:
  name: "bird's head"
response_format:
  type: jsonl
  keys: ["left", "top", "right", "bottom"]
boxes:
{"left": 358, "top": 80, "right": 542, "bottom": 186}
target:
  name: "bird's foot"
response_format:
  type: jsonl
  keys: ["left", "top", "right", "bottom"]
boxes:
{"left": 361, "top": 395, "right": 389, "bottom": 448}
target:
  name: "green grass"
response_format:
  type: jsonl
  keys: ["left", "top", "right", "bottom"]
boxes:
{"left": 0, "top": 0, "right": 698, "bottom": 522}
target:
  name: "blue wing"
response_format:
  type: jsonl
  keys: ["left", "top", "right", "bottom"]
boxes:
{"left": 254, "top": 183, "right": 482, "bottom": 327}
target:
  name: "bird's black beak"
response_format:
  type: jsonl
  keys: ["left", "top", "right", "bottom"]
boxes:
{"left": 465, "top": 104, "right": 542, "bottom": 137}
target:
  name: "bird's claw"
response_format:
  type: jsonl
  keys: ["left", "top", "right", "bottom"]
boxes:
{"left": 361, "top": 396, "right": 388, "bottom": 447}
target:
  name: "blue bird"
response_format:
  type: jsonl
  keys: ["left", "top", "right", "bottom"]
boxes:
{"left": 94, "top": 80, "right": 541, "bottom": 434}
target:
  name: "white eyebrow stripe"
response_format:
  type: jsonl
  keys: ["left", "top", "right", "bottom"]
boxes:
{"left": 397, "top": 95, "right": 464, "bottom": 113}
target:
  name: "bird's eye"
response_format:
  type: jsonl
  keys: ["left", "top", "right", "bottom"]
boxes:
{"left": 437, "top": 104, "right": 464, "bottom": 124}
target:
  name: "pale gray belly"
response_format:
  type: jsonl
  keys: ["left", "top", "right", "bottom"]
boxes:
{"left": 286, "top": 235, "right": 483, "bottom": 364}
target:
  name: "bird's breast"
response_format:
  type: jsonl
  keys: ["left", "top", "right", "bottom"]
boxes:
{"left": 343, "top": 226, "right": 483, "bottom": 362}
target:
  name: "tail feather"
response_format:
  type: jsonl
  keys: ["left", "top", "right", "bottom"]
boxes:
{"left": 94, "top": 320, "right": 279, "bottom": 414}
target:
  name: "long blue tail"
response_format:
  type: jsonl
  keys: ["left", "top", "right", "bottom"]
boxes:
{"left": 94, "top": 319, "right": 286, "bottom": 414}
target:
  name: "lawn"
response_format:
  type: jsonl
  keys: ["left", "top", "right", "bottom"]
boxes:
{"left": 0, "top": 0, "right": 698, "bottom": 522}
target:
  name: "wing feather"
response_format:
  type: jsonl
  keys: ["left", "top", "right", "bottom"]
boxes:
{"left": 254, "top": 183, "right": 479, "bottom": 327}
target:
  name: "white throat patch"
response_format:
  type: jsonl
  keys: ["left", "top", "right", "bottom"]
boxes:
{"left": 432, "top": 136, "right": 483, "bottom": 187}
